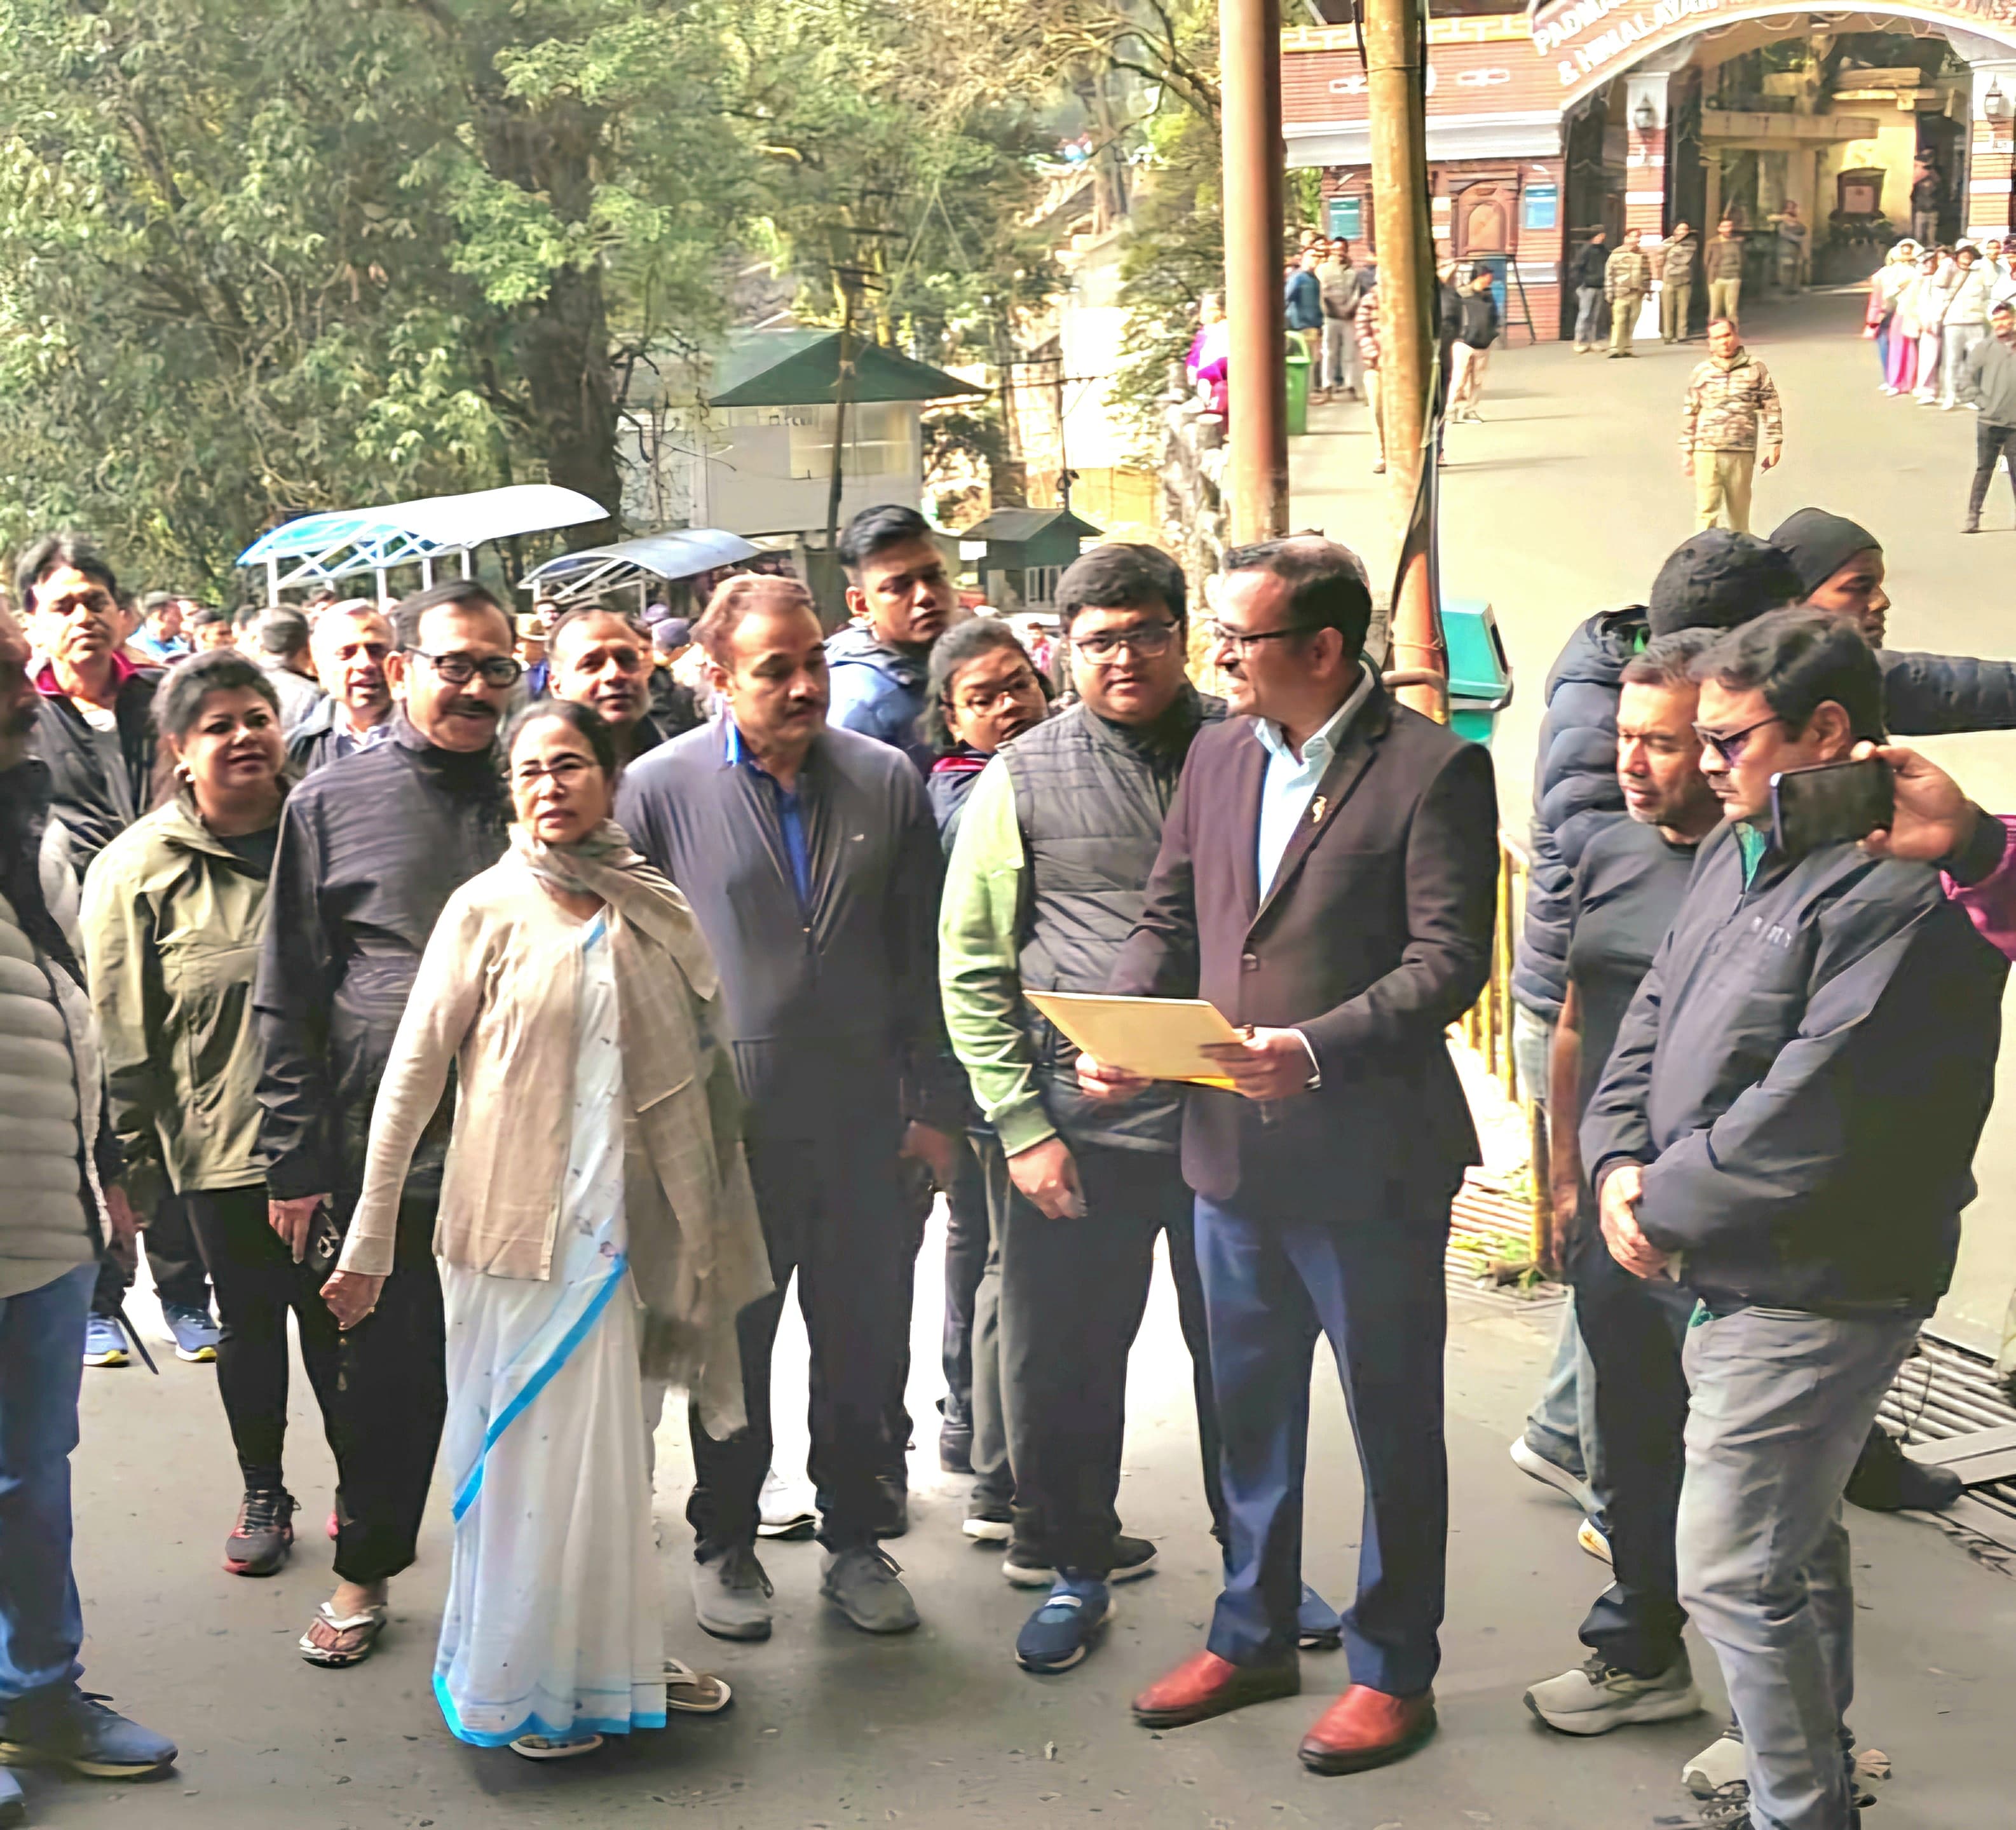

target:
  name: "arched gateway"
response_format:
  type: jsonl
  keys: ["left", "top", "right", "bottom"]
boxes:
{"left": 1283, "top": 2, "right": 2016, "bottom": 337}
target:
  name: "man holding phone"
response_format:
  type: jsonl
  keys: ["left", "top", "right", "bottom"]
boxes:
{"left": 1581, "top": 610, "right": 2007, "bottom": 1830}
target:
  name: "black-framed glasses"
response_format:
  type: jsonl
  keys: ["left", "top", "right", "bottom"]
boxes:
{"left": 410, "top": 649, "right": 523, "bottom": 688}
{"left": 1207, "top": 618, "right": 1310, "bottom": 656}
{"left": 1692, "top": 715, "right": 1783, "bottom": 767}
{"left": 1072, "top": 621, "right": 1180, "bottom": 664}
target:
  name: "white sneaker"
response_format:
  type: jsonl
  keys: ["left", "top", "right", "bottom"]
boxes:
{"left": 1509, "top": 1437, "right": 1599, "bottom": 1517}
{"left": 1523, "top": 1650, "right": 1703, "bottom": 1735}
{"left": 757, "top": 1468, "right": 818, "bottom": 1540}
{"left": 1577, "top": 1518, "right": 1612, "bottom": 1564}
{"left": 1682, "top": 1728, "right": 1747, "bottom": 1796}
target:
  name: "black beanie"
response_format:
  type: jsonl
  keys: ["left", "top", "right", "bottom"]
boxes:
{"left": 1767, "top": 507, "right": 1881, "bottom": 597}
{"left": 1646, "top": 531, "right": 1803, "bottom": 637}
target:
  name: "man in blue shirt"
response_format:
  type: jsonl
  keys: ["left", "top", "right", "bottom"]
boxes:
{"left": 825, "top": 504, "right": 957, "bottom": 758}
{"left": 1285, "top": 246, "right": 1325, "bottom": 364}
{"left": 616, "top": 574, "right": 965, "bottom": 1646}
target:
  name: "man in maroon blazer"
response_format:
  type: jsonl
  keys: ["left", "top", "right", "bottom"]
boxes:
{"left": 1080, "top": 537, "right": 1497, "bottom": 1774}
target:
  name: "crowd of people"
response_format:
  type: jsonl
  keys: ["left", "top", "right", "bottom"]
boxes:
{"left": 2, "top": 485, "right": 2013, "bottom": 1830}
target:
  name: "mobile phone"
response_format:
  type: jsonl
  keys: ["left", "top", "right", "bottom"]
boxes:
{"left": 1769, "top": 759, "right": 1894, "bottom": 857}
{"left": 304, "top": 1198, "right": 343, "bottom": 1274}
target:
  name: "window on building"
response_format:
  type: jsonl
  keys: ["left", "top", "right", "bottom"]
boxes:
{"left": 780, "top": 400, "right": 913, "bottom": 480}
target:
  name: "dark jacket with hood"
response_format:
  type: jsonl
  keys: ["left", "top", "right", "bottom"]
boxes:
{"left": 254, "top": 715, "right": 511, "bottom": 1204}
{"left": 1582, "top": 823, "right": 2006, "bottom": 1315}
{"left": 1571, "top": 238, "right": 1609, "bottom": 292}
{"left": 1512, "top": 539, "right": 2016, "bottom": 1017}
{"left": 31, "top": 654, "right": 159, "bottom": 876}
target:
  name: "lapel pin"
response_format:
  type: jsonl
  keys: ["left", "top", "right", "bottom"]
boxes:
{"left": 1309, "top": 795, "right": 1328, "bottom": 825}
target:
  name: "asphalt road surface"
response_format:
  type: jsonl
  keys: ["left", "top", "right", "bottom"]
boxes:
{"left": 1293, "top": 289, "right": 2016, "bottom": 1350}
{"left": 53, "top": 1196, "right": 2016, "bottom": 1830}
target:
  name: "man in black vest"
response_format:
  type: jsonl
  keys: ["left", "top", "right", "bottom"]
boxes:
{"left": 943, "top": 545, "right": 1273, "bottom": 1675}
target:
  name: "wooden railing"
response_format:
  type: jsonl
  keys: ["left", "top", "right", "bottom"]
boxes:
{"left": 1457, "top": 830, "right": 1555, "bottom": 1273}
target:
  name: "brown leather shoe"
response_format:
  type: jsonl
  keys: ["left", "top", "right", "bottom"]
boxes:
{"left": 1298, "top": 1684, "right": 1437, "bottom": 1774}
{"left": 1132, "top": 1650, "right": 1299, "bottom": 1728}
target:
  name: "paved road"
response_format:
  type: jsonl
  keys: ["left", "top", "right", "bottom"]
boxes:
{"left": 1293, "top": 290, "right": 2016, "bottom": 1349}
{"left": 50, "top": 1207, "right": 2016, "bottom": 1830}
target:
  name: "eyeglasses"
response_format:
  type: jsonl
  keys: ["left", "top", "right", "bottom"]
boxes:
{"left": 512, "top": 755, "right": 597, "bottom": 789}
{"left": 1071, "top": 622, "right": 1180, "bottom": 664}
{"left": 1692, "top": 715, "right": 1783, "bottom": 767}
{"left": 1207, "top": 619, "right": 1311, "bottom": 656}
{"left": 410, "top": 649, "right": 523, "bottom": 688}
{"left": 952, "top": 670, "right": 1041, "bottom": 712}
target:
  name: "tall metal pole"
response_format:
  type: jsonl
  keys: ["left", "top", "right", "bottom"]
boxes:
{"left": 1366, "top": 0, "right": 1446, "bottom": 716}
{"left": 1220, "top": 0, "right": 1288, "bottom": 543}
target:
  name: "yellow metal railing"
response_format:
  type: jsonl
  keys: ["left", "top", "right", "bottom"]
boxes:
{"left": 1458, "top": 830, "right": 1555, "bottom": 1273}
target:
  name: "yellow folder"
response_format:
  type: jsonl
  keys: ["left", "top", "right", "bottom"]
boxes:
{"left": 1025, "top": 991, "right": 1243, "bottom": 1092}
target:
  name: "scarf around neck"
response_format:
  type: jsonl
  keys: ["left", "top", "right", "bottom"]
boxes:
{"left": 509, "top": 818, "right": 718, "bottom": 1002}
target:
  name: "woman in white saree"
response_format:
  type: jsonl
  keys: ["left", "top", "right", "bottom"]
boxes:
{"left": 323, "top": 698, "right": 771, "bottom": 1758}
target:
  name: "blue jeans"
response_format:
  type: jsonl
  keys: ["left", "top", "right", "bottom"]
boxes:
{"left": 0, "top": 1265, "right": 94, "bottom": 1704}
{"left": 1195, "top": 1185, "right": 1448, "bottom": 1695}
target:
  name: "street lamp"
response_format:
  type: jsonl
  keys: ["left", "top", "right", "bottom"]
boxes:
{"left": 1986, "top": 80, "right": 2010, "bottom": 120}
{"left": 1634, "top": 95, "right": 1659, "bottom": 133}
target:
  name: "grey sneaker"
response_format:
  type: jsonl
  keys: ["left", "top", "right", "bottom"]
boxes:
{"left": 691, "top": 1544, "right": 773, "bottom": 1642}
{"left": 1524, "top": 1649, "right": 1702, "bottom": 1735}
{"left": 821, "top": 1545, "right": 920, "bottom": 1634}
{"left": 1682, "top": 1729, "right": 1745, "bottom": 1797}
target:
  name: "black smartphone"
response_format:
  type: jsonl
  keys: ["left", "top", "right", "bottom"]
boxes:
{"left": 1770, "top": 759, "right": 1894, "bottom": 857}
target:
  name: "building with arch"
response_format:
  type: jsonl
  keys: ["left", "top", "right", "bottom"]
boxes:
{"left": 1284, "top": 3, "right": 2016, "bottom": 339}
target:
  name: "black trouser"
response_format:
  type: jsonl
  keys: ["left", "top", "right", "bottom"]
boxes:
{"left": 688, "top": 1122, "right": 913, "bottom": 1556}
{"left": 1569, "top": 1223, "right": 1695, "bottom": 1678}
{"left": 1970, "top": 419, "right": 2016, "bottom": 521}
{"left": 992, "top": 1138, "right": 1225, "bottom": 1576}
{"left": 939, "top": 1138, "right": 990, "bottom": 1434}
{"left": 184, "top": 1187, "right": 344, "bottom": 1493}
{"left": 327, "top": 1193, "right": 446, "bottom": 1586}
{"left": 92, "top": 1191, "right": 210, "bottom": 1318}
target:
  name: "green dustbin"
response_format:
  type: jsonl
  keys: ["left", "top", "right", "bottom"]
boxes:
{"left": 1440, "top": 598, "right": 1513, "bottom": 745}
{"left": 1285, "top": 344, "right": 1312, "bottom": 437}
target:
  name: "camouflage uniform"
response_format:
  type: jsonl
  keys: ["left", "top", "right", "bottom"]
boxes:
{"left": 1604, "top": 245, "right": 1652, "bottom": 355}
{"left": 1682, "top": 348, "right": 1783, "bottom": 534}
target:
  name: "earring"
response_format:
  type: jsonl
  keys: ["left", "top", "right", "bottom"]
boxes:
{"left": 174, "top": 762, "right": 193, "bottom": 784}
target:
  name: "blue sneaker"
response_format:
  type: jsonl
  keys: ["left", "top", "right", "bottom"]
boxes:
{"left": 160, "top": 1302, "right": 221, "bottom": 1363}
{"left": 1014, "top": 1575, "right": 1112, "bottom": 1674}
{"left": 1298, "top": 1582, "right": 1343, "bottom": 1651}
{"left": 0, "top": 1688, "right": 177, "bottom": 1778}
{"left": 81, "top": 1315, "right": 128, "bottom": 1368}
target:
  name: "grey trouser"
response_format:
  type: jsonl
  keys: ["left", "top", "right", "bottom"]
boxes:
{"left": 1574, "top": 286, "right": 1603, "bottom": 345}
{"left": 1677, "top": 1305, "right": 1920, "bottom": 1830}
{"left": 1321, "top": 318, "right": 1359, "bottom": 394}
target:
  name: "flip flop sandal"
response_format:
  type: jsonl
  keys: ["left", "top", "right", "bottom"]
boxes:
{"left": 298, "top": 1601, "right": 388, "bottom": 1668}
{"left": 664, "top": 1659, "right": 732, "bottom": 1714}
{"left": 509, "top": 1733, "right": 604, "bottom": 1761}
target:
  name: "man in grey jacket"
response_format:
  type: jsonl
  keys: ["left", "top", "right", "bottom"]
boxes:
{"left": 1583, "top": 610, "right": 2006, "bottom": 1830}
{"left": 0, "top": 605, "right": 177, "bottom": 1808}
{"left": 616, "top": 574, "right": 964, "bottom": 1643}
{"left": 1961, "top": 301, "right": 2016, "bottom": 532}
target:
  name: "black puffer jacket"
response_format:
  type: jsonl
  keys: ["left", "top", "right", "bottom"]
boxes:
{"left": 1511, "top": 617, "right": 2016, "bottom": 1018}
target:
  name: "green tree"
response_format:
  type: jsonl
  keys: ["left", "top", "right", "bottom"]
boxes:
{"left": 0, "top": 0, "right": 749, "bottom": 590}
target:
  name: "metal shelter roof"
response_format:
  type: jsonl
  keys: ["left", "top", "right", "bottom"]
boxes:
{"left": 706, "top": 329, "right": 986, "bottom": 409}
{"left": 237, "top": 484, "right": 607, "bottom": 592}
{"left": 519, "top": 527, "right": 761, "bottom": 604}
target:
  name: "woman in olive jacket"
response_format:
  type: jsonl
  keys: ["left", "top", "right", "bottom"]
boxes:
{"left": 81, "top": 649, "right": 339, "bottom": 1581}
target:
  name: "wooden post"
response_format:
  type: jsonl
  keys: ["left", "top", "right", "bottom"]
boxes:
{"left": 1219, "top": 0, "right": 1288, "bottom": 543}
{"left": 1365, "top": 0, "right": 1445, "bottom": 717}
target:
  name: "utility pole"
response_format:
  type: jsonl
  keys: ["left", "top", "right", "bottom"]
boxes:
{"left": 1219, "top": 0, "right": 1288, "bottom": 543}
{"left": 1365, "top": 0, "right": 1447, "bottom": 717}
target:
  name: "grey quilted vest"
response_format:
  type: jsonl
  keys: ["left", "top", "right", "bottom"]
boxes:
{"left": 1002, "top": 686, "right": 1224, "bottom": 1153}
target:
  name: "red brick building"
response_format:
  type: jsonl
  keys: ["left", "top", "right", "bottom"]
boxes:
{"left": 1284, "top": 3, "right": 2016, "bottom": 340}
